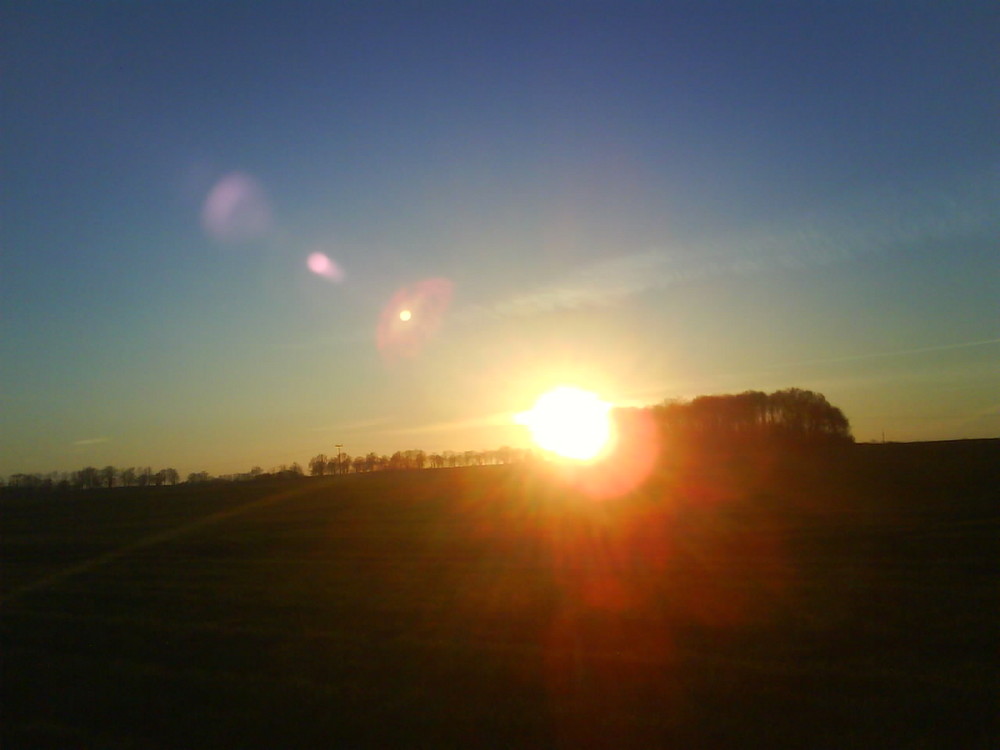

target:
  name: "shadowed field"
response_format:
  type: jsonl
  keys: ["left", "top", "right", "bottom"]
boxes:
{"left": 2, "top": 441, "right": 997, "bottom": 748}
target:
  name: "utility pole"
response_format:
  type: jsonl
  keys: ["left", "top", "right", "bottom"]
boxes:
{"left": 336, "top": 444, "right": 343, "bottom": 474}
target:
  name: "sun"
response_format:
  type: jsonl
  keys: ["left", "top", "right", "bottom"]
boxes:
{"left": 516, "top": 386, "right": 613, "bottom": 461}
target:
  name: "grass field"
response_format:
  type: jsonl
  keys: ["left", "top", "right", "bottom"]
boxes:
{"left": 3, "top": 440, "right": 997, "bottom": 748}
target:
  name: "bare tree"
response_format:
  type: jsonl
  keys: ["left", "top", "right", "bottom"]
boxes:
{"left": 309, "top": 454, "right": 328, "bottom": 476}
{"left": 76, "top": 466, "right": 99, "bottom": 489}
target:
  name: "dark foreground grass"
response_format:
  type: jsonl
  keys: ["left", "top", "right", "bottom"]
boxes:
{"left": 3, "top": 441, "right": 998, "bottom": 748}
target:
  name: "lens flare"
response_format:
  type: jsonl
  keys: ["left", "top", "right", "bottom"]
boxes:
{"left": 201, "top": 172, "right": 272, "bottom": 243}
{"left": 307, "top": 251, "right": 345, "bottom": 282}
{"left": 569, "top": 406, "right": 660, "bottom": 499}
{"left": 377, "top": 278, "right": 453, "bottom": 362}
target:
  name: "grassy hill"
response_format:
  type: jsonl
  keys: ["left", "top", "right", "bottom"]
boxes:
{"left": 3, "top": 440, "right": 997, "bottom": 748}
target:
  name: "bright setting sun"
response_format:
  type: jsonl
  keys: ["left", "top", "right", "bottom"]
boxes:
{"left": 516, "top": 386, "right": 613, "bottom": 461}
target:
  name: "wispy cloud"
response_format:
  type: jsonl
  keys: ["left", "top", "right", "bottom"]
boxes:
{"left": 73, "top": 437, "right": 109, "bottom": 446}
{"left": 386, "top": 413, "right": 513, "bottom": 436}
{"left": 773, "top": 337, "right": 1000, "bottom": 368}
{"left": 465, "top": 250, "right": 689, "bottom": 320}
{"left": 311, "top": 417, "right": 392, "bottom": 433}
{"left": 467, "top": 178, "right": 998, "bottom": 321}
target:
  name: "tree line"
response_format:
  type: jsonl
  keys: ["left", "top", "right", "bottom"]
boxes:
{"left": 306, "top": 447, "right": 530, "bottom": 476}
{"left": 1, "top": 448, "right": 533, "bottom": 493}
{"left": 5, "top": 465, "right": 181, "bottom": 491}
{"left": 3, "top": 388, "right": 851, "bottom": 492}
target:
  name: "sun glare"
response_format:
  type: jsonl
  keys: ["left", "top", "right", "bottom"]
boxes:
{"left": 399, "top": 309, "right": 412, "bottom": 321}
{"left": 516, "top": 386, "right": 613, "bottom": 461}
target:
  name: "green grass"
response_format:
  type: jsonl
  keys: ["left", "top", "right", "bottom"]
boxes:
{"left": 3, "top": 442, "right": 998, "bottom": 748}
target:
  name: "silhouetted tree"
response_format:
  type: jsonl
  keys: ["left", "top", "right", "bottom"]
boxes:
{"left": 309, "top": 454, "right": 328, "bottom": 476}
{"left": 76, "top": 466, "right": 100, "bottom": 489}
{"left": 651, "top": 388, "right": 852, "bottom": 446}
{"left": 9, "top": 473, "right": 43, "bottom": 490}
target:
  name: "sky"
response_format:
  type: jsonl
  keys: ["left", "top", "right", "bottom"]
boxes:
{"left": 2, "top": 1, "right": 998, "bottom": 477}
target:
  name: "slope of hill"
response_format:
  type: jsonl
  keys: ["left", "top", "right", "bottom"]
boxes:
{"left": 3, "top": 440, "right": 997, "bottom": 748}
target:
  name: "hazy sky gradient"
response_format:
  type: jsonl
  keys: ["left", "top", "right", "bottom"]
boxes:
{"left": 3, "top": 1, "right": 998, "bottom": 476}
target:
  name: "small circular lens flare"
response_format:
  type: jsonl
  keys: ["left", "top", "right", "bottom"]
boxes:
{"left": 201, "top": 172, "right": 272, "bottom": 243}
{"left": 377, "top": 278, "right": 453, "bottom": 362}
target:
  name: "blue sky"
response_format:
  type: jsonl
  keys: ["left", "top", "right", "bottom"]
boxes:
{"left": 2, "top": 1, "right": 998, "bottom": 476}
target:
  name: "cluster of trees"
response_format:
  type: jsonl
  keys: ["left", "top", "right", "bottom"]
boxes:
{"left": 307, "top": 447, "right": 530, "bottom": 476}
{"left": 5, "top": 465, "right": 181, "bottom": 492}
{"left": 647, "top": 388, "right": 852, "bottom": 445}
